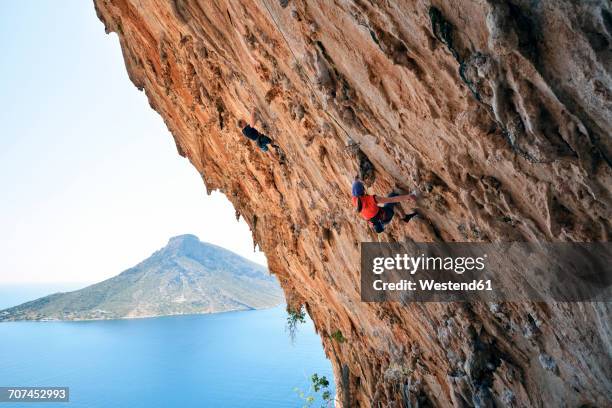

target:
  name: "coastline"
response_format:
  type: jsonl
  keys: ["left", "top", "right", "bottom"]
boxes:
{"left": 0, "top": 302, "right": 285, "bottom": 323}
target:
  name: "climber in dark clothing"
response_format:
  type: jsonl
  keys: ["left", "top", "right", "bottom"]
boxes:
{"left": 238, "top": 114, "right": 276, "bottom": 152}
{"left": 351, "top": 178, "right": 419, "bottom": 233}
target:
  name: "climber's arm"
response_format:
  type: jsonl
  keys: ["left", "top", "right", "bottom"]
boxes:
{"left": 375, "top": 194, "right": 416, "bottom": 206}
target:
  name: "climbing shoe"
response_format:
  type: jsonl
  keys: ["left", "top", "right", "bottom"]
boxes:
{"left": 403, "top": 211, "right": 419, "bottom": 222}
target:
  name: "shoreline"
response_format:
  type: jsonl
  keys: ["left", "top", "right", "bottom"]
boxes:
{"left": 0, "top": 302, "right": 285, "bottom": 323}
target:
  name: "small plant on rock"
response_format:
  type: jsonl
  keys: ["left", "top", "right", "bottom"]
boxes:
{"left": 286, "top": 305, "right": 306, "bottom": 342}
{"left": 294, "top": 373, "right": 333, "bottom": 408}
{"left": 330, "top": 329, "right": 346, "bottom": 343}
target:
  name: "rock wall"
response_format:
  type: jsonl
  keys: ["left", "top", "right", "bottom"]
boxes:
{"left": 93, "top": 0, "right": 611, "bottom": 406}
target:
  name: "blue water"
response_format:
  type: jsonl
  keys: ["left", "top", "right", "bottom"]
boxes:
{"left": 0, "top": 306, "right": 334, "bottom": 407}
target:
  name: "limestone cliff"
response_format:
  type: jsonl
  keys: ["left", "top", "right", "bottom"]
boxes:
{"left": 93, "top": 0, "right": 611, "bottom": 406}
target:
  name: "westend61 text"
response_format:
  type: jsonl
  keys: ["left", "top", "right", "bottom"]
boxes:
{"left": 362, "top": 242, "right": 611, "bottom": 302}
{"left": 373, "top": 279, "right": 493, "bottom": 292}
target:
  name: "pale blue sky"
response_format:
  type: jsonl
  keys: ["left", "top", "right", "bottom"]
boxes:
{"left": 0, "top": 2, "right": 266, "bottom": 284}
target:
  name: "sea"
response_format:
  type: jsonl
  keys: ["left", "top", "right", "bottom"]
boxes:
{"left": 0, "top": 286, "right": 334, "bottom": 408}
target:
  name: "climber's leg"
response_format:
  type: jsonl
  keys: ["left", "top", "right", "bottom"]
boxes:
{"left": 380, "top": 192, "right": 399, "bottom": 225}
{"left": 383, "top": 192, "right": 400, "bottom": 210}
{"left": 257, "top": 134, "right": 273, "bottom": 151}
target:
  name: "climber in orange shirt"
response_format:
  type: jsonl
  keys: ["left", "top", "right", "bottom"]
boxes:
{"left": 351, "top": 178, "right": 419, "bottom": 233}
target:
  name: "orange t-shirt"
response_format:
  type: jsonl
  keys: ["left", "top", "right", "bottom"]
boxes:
{"left": 352, "top": 195, "right": 379, "bottom": 220}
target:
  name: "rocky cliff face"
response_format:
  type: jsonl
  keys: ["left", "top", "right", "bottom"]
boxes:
{"left": 93, "top": 0, "right": 611, "bottom": 406}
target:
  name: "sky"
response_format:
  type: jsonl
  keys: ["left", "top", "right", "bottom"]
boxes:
{"left": 0, "top": 2, "right": 267, "bottom": 284}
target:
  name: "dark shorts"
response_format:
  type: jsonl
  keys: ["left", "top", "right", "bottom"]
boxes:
{"left": 381, "top": 192, "right": 399, "bottom": 222}
{"left": 243, "top": 125, "right": 273, "bottom": 152}
{"left": 370, "top": 192, "right": 398, "bottom": 233}
{"left": 257, "top": 135, "right": 272, "bottom": 151}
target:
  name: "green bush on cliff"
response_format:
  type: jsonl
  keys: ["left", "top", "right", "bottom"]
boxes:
{"left": 294, "top": 373, "right": 333, "bottom": 408}
{"left": 330, "top": 329, "right": 346, "bottom": 343}
{"left": 286, "top": 305, "right": 306, "bottom": 342}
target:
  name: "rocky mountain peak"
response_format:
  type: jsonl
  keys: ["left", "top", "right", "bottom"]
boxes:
{"left": 164, "top": 234, "right": 203, "bottom": 254}
{"left": 1, "top": 235, "right": 282, "bottom": 321}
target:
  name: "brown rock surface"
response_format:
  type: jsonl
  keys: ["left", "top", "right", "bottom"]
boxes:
{"left": 93, "top": 0, "right": 611, "bottom": 406}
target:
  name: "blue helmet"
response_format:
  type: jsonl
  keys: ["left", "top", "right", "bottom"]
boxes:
{"left": 352, "top": 180, "right": 365, "bottom": 197}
